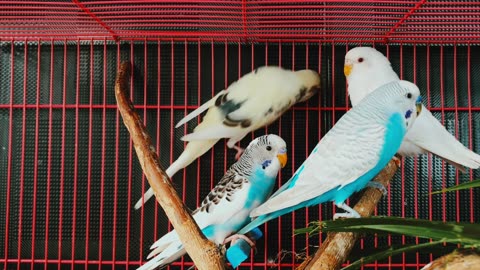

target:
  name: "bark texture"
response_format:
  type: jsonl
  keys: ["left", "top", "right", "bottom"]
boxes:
{"left": 115, "top": 62, "right": 225, "bottom": 270}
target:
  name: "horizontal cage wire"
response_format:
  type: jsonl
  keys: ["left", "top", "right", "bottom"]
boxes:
{"left": 0, "top": 1, "right": 480, "bottom": 270}
{"left": 1, "top": 39, "right": 480, "bottom": 270}
{"left": 0, "top": 1, "right": 479, "bottom": 43}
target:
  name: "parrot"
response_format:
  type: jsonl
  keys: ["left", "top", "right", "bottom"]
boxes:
{"left": 137, "top": 134, "right": 288, "bottom": 270}
{"left": 344, "top": 46, "right": 480, "bottom": 172}
{"left": 237, "top": 80, "right": 422, "bottom": 235}
{"left": 134, "top": 66, "right": 321, "bottom": 210}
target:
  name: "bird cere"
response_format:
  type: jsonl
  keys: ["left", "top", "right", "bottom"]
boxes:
{"left": 114, "top": 47, "right": 480, "bottom": 270}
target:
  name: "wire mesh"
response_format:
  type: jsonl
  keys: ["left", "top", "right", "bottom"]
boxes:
{"left": 0, "top": 40, "right": 479, "bottom": 270}
{"left": 1, "top": 1, "right": 480, "bottom": 43}
{"left": 0, "top": 1, "right": 480, "bottom": 270}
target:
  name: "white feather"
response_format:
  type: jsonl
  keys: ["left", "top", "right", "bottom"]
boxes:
{"left": 138, "top": 134, "right": 287, "bottom": 269}
{"left": 179, "top": 66, "right": 320, "bottom": 141}
{"left": 251, "top": 80, "right": 420, "bottom": 218}
{"left": 251, "top": 116, "right": 385, "bottom": 216}
{"left": 175, "top": 90, "right": 227, "bottom": 128}
{"left": 345, "top": 46, "right": 480, "bottom": 170}
{"left": 135, "top": 66, "right": 320, "bottom": 209}
{"left": 138, "top": 179, "right": 252, "bottom": 270}
{"left": 400, "top": 106, "right": 480, "bottom": 171}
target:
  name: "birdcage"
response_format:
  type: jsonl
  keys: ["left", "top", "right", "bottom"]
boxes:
{"left": 1, "top": 1, "right": 479, "bottom": 270}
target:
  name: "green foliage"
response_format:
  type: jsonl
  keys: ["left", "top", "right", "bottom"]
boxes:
{"left": 295, "top": 217, "right": 480, "bottom": 270}
{"left": 430, "top": 179, "right": 480, "bottom": 195}
{"left": 341, "top": 240, "right": 445, "bottom": 270}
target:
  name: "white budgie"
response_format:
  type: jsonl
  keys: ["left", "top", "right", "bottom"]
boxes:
{"left": 238, "top": 80, "right": 422, "bottom": 235}
{"left": 137, "top": 134, "right": 287, "bottom": 270}
{"left": 344, "top": 47, "right": 480, "bottom": 172}
{"left": 135, "top": 66, "right": 320, "bottom": 209}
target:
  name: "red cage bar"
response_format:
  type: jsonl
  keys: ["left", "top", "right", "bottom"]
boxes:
{"left": 0, "top": 1, "right": 480, "bottom": 270}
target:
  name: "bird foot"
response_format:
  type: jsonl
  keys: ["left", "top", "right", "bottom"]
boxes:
{"left": 333, "top": 212, "right": 360, "bottom": 220}
{"left": 393, "top": 155, "right": 401, "bottom": 168}
{"left": 232, "top": 145, "right": 245, "bottom": 160}
{"left": 366, "top": 181, "right": 388, "bottom": 197}
{"left": 333, "top": 202, "right": 361, "bottom": 220}
{"left": 224, "top": 234, "right": 256, "bottom": 248}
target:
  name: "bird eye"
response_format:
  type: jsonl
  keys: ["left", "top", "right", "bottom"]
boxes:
{"left": 266, "top": 146, "right": 272, "bottom": 151}
{"left": 406, "top": 93, "right": 412, "bottom": 99}
{"left": 358, "top": 57, "right": 364, "bottom": 63}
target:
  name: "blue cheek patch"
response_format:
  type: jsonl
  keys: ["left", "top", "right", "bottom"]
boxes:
{"left": 405, "top": 109, "right": 412, "bottom": 119}
{"left": 261, "top": 160, "right": 272, "bottom": 169}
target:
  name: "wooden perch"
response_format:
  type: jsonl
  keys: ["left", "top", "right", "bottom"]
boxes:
{"left": 115, "top": 62, "right": 225, "bottom": 270}
{"left": 299, "top": 159, "right": 399, "bottom": 270}
{"left": 421, "top": 249, "right": 480, "bottom": 270}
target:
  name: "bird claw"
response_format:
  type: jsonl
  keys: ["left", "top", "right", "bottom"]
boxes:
{"left": 334, "top": 202, "right": 361, "bottom": 220}
{"left": 232, "top": 145, "right": 245, "bottom": 160}
{"left": 224, "top": 234, "right": 255, "bottom": 247}
{"left": 333, "top": 212, "right": 360, "bottom": 220}
{"left": 366, "top": 181, "right": 388, "bottom": 197}
{"left": 223, "top": 234, "right": 257, "bottom": 254}
{"left": 393, "top": 155, "right": 401, "bottom": 168}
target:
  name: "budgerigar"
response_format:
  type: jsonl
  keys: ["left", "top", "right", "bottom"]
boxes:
{"left": 137, "top": 134, "right": 287, "bottom": 270}
{"left": 134, "top": 66, "right": 320, "bottom": 209}
{"left": 237, "top": 80, "right": 422, "bottom": 235}
{"left": 344, "top": 47, "right": 480, "bottom": 172}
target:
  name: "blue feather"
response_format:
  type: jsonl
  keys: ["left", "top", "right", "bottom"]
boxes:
{"left": 238, "top": 112, "right": 406, "bottom": 234}
{"left": 244, "top": 167, "right": 276, "bottom": 210}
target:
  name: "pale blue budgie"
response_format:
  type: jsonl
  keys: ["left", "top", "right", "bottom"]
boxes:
{"left": 135, "top": 66, "right": 320, "bottom": 209}
{"left": 137, "top": 134, "right": 287, "bottom": 270}
{"left": 237, "top": 80, "right": 422, "bottom": 235}
{"left": 344, "top": 47, "right": 480, "bottom": 172}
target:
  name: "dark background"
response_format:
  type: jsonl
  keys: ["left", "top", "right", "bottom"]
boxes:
{"left": 0, "top": 41, "right": 479, "bottom": 269}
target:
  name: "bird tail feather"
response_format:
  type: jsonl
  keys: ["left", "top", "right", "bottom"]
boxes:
{"left": 181, "top": 124, "right": 239, "bottom": 141}
{"left": 411, "top": 108, "right": 480, "bottom": 172}
{"left": 175, "top": 90, "right": 227, "bottom": 128}
{"left": 237, "top": 209, "right": 288, "bottom": 235}
{"left": 137, "top": 241, "right": 185, "bottom": 270}
{"left": 134, "top": 138, "right": 219, "bottom": 210}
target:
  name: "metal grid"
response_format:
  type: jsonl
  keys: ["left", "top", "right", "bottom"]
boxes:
{"left": 0, "top": 1, "right": 480, "bottom": 270}
{"left": 1, "top": 40, "right": 479, "bottom": 270}
{"left": 1, "top": 1, "right": 480, "bottom": 43}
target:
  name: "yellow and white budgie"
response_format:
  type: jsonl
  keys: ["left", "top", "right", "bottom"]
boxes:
{"left": 134, "top": 66, "right": 321, "bottom": 209}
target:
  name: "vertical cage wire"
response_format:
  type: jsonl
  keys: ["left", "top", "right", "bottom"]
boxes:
{"left": 0, "top": 38, "right": 479, "bottom": 270}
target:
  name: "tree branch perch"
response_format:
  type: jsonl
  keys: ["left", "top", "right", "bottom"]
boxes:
{"left": 115, "top": 62, "right": 225, "bottom": 270}
{"left": 421, "top": 249, "right": 480, "bottom": 270}
{"left": 299, "top": 159, "right": 399, "bottom": 270}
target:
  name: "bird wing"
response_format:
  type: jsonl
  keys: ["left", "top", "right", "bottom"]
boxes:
{"left": 139, "top": 171, "right": 251, "bottom": 270}
{"left": 403, "top": 105, "right": 480, "bottom": 170}
{"left": 180, "top": 66, "right": 309, "bottom": 141}
{"left": 175, "top": 89, "right": 227, "bottom": 128}
{"left": 192, "top": 170, "right": 250, "bottom": 225}
{"left": 251, "top": 118, "right": 386, "bottom": 217}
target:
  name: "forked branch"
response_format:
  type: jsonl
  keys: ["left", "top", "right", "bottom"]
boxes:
{"left": 115, "top": 62, "right": 225, "bottom": 270}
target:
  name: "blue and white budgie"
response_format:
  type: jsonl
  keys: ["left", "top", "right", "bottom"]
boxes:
{"left": 237, "top": 80, "right": 422, "bottom": 235}
{"left": 344, "top": 47, "right": 480, "bottom": 172}
{"left": 134, "top": 66, "right": 320, "bottom": 209}
{"left": 137, "top": 134, "right": 287, "bottom": 270}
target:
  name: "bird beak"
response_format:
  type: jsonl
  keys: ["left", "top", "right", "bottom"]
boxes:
{"left": 344, "top": 64, "right": 352, "bottom": 77}
{"left": 416, "top": 96, "right": 423, "bottom": 116}
{"left": 277, "top": 148, "right": 287, "bottom": 168}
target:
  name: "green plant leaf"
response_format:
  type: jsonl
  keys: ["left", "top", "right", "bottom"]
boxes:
{"left": 295, "top": 217, "right": 480, "bottom": 247}
{"left": 346, "top": 242, "right": 457, "bottom": 262}
{"left": 430, "top": 179, "right": 480, "bottom": 195}
{"left": 340, "top": 240, "right": 446, "bottom": 270}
